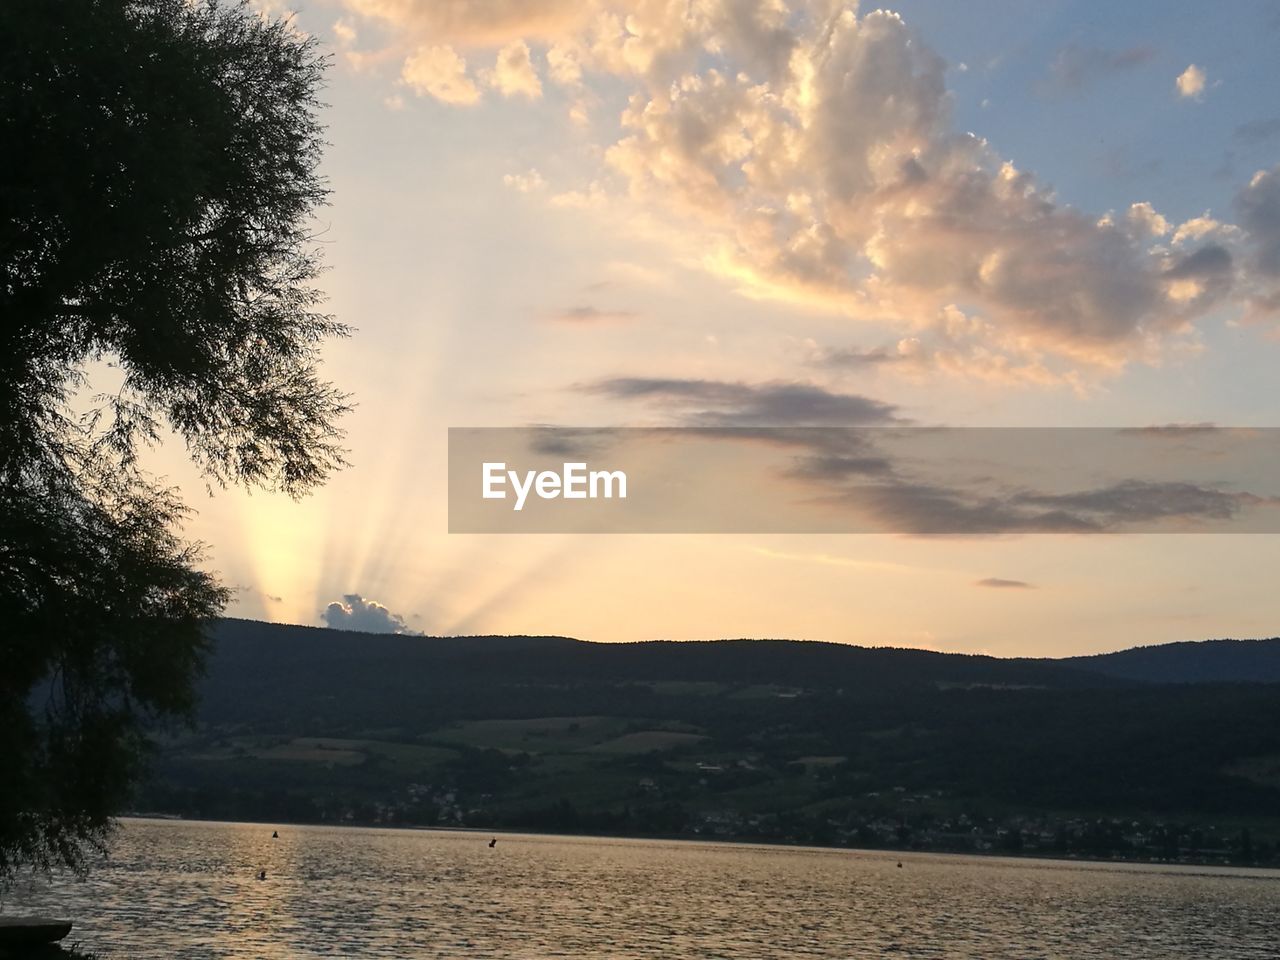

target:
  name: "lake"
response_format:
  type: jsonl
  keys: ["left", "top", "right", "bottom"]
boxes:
{"left": 5, "top": 819, "right": 1278, "bottom": 958}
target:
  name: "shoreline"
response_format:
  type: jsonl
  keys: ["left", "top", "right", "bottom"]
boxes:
{"left": 116, "top": 814, "right": 1280, "bottom": 876}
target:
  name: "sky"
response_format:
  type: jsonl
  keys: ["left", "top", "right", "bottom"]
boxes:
{"left": 148, "top": 0, "right": 1280, "bottom": 655}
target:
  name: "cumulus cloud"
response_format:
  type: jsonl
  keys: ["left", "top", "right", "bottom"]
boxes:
{"left": 332, "top": 18, "right": 358, "bottom": 45}
{"left": 322, "top": 593, "right": 421, "bottom": 634}
{"left": 584, "top": 377, "right": 902, "bottom": 426}
{"left": 401, "top": 44, "right": 480, "bottom": 104}
{"left": 1127, "top": 201, "right": 1170, "bottom": 238}
{"left": 812, "top": 305, "right": 1073, "bottom": 387}
{"left": 1171, "top": 214, "right": 1225, "bottom": 245}
{"left": 484, "top": 40, "right": 542, "bottom": 98}
{"left": 599, "top": 8, "right": 1207, "bottom": 368}
{"left": 503, "top": 168, "right": 546, "bottom": 192}
{"left": 340, "top": 2, "right": 1279, "bottom": 365}
{"left": 1176, "top": 63, "right": 1206, "bottom": 99}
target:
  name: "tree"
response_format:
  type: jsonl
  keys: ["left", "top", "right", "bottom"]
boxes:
{"left": 0, "top": 0, "right": 349, "bottom": 884}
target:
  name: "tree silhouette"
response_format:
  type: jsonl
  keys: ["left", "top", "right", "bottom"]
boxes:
{"left": 1, "top": 0, "right": 348, "bottom": 883}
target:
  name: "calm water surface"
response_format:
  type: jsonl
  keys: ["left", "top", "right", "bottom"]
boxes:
{"left": 5, "top": 819, "right": 1279, "bottom": 958}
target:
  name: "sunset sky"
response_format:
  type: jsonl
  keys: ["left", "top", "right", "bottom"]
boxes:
{"left": 146, "top": 0, "right": 1280, "bottom": 655}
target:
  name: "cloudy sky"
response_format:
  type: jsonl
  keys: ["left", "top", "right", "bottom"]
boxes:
{"left": 158, "top": 0, "right": 1280, "bottom": 654}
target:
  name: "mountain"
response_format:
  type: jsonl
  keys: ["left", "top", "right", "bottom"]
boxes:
{"left": 197, "top": 618, "right": 1115, "bottom": 721}
{"left": 1065, "top": 638, "right": 1280, "bottom": 684}
{"left": 131, "top": 619, "right": 1280, "bottom": 865}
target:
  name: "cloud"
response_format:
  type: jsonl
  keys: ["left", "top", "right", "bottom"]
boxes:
{"left": 601, "top": 9, "right": 1193, "bottom": 368}
{"left": 503, "top": 168, "right": 546, "bottom": 192}
{"left": 811, "top": 306, "right": 1071, "bottom": 387}
{"left": 820, "top": 477, "right": 1270, "bottom": 535}
{"left": 814, "top": 309, "right": 1075, "bottom": 386}
{"left": 344, "top": 0, "right": 586, "bottom": 46}
{"left": 1162, "top": 243, "right": 1234, "bottom": 306}
{"left": 584, "top": 377, "right": 902, "bottom": 426}
{"left": 665, "top": 422, "right": 1277, "bottom": 533}
{"left": 513, "top": 415, "right": 1280, "bottom": 533}
{"left": 549, "top": 305, "right": 638, "bottom": 323}
{"left": 818, "top": 345, "right": 905, "bottom": 367}
{"left": 525, "top": 426, "right": 620, "bottom": 457}
{"left": 1127, "top": 201, "right": 1170, "bottom": 238}
{"left": 1236, "top": 166, "right": 1280, "bottom": 277}
{"left": 823, "top": 479, "right": 1102, "bottom": 534}
{"left": 1234, "top": 118, "right": 1280, "bottom": 146}
{"left": 1047, "top": 43, "right": 1153, "bottom": 91}
{"left": 322, "top": 593, "right": 421, "bottom": 634}
{"left": 1232, "top": 165, "right": 1280, "bottom": 322}
{"left": 1176, "top": 63, "right": 1206, "bottom": 99}
{"left": 975, "top": 577, "right": 1033, "bottom": 589}
{"left": 546, "top": 42, "right": 583, "bottom": 86}
{"left": 1171, "top": 214, "right": 1225, "bottom": 245}
{"left": 788, "top": 452, "right": 896, "bottom": 480}
{"left": 1016, "top": 480, "right": 1254, "bottom": 524}
{"left": 332, "top": 18, "right": 358, "bottom": 45}
{"left": 566, "top": 368, "right": 1277, "bottom": 533}
{"left": 343, "top": 2, "right": 1276, "bottom": 369}
{"left": 401, "top": 44, "right": 481, "bottom": 104}
{"left": 484, "top": 40, "right": 542, "bottom": 98}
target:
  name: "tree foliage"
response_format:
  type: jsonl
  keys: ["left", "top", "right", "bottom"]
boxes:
{"left": 0, "top": 0, "right": 348, "bottom": 883}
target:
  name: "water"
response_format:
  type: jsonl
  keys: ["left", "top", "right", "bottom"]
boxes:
{"left": 5, "top": 819, "right": 1278, "bottom": 958}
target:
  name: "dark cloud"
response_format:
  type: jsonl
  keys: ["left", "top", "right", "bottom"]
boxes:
{"left": 1047, "top": 43, "right": 1154, "bottom": 91}
{"left": 537, "top": 387, "right": 1280, "bottom": 533}
{"left": 823, "top": 477, "right": 1266, "bottom": 535}
{"left": 975, "top": 578, "right": 1034, "bottom": 589}
{"left": 584, "top": 378, "right": 902, "bottom": 426}
{"left": 776, "top": 429, "right": 1275, "bottom": 534}
{"left": 233, "top": 584, "right": 284, "bottom": 604}
{"left": 789, "top": 454, "right": 896, "bottom": 481}
{"left": 1164, "top": 244, "right": 1234, "bottom": 305}
{"left": 550, "top": 305, "right": 638, "bottom": 323}
{"left": 828, "top": 480, "right": 1103, "bottom": 535}
{"left": 1165, "top": 244, "right": 1232, "bottom": 280}
{"left": 1236, "top": 165, "right": 1280, "bottom": 277}
{"left": 1016, "top": 480, "right": 1255, "bottom": 524}
{"left": 1233, "top": 118, "right": 1280, "bottom": 146}
{"left": 322, "top": 593, "right": 421, "bottom": 635}
{"left": 816, "top": 346, "right": 904, "bottom": 368}
{"left": 525, "top": 425, "right": 620, "bottom": 457}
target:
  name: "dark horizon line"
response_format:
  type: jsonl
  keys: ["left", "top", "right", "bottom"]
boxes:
{"left": 212, "top": 616, "right": 1280, "bottom": 662}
